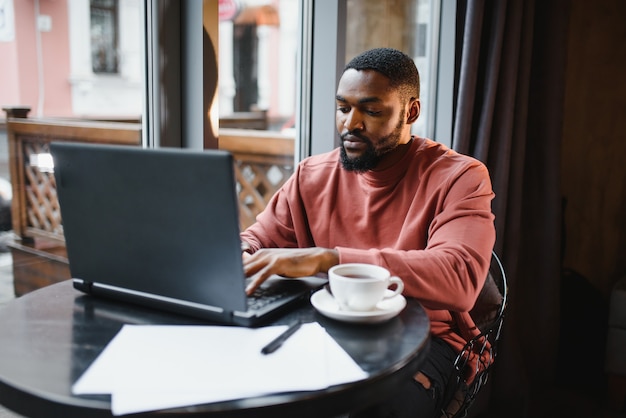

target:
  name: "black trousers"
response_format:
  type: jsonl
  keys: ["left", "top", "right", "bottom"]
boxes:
{"left": 349, "top": 337, "right": 457, "bottom": 418}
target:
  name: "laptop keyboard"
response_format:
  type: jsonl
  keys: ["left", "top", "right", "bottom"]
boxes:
{"left": 246, "top": 280, "right": 298, "bottom": 312}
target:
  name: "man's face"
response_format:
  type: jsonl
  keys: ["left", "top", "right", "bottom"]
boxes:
{"left": 335, "top": 69, "right": 411, "bottom": 172}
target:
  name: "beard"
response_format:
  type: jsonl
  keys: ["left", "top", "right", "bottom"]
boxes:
{"left": 339, "top": 112, "right": 405, "bottom": 172}
{"left": 339, "top": 138, "right": 378, "bottom": 172}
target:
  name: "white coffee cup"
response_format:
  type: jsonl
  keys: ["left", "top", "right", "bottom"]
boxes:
{"left": 328, "top": 263, "right": 404, "bottom": 312}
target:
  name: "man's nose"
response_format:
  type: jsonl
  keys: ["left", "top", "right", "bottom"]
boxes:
{"left": 344, "top": 110, "right": 364, "bottom": 131}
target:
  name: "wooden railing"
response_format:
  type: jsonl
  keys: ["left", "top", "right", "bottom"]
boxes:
{"left": 3, "top": 109, "right": 294, "bottom": 295}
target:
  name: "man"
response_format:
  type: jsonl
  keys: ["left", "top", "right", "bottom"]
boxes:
{"left": 241, "top": 48, "right": 496, "bottom": 417}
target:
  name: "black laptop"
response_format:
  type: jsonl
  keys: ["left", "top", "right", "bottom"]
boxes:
{"left": 50, "top": 142, "right": 324, "bottom": 327}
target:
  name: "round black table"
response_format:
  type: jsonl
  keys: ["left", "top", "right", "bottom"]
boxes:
{"left": 0, "top": 280, "right": 430, "bottom": 418}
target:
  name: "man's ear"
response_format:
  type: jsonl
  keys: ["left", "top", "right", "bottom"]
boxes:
{"left": 407, "top": 98, "right": 421, "bottom": 124}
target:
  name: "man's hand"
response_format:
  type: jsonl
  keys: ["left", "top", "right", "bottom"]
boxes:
{"left": 243, "top": 247, "right": 339, "bottom": 295}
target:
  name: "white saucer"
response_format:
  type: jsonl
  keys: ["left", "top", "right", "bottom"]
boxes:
{"left": 310, "top": 288, "right": 407, "bottom": 324}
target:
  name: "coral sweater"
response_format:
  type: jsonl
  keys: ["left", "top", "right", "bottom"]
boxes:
{"left": 241, "top": 136, "right": 496, "bottom": 357}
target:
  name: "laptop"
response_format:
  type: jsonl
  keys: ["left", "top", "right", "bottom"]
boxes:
{"left": 50, "top": 142, "right": 325, "bottom": 327}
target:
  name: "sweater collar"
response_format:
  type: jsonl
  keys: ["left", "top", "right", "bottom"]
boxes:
{"left": 358, "top": 136, "right": 422, "bottom": 186}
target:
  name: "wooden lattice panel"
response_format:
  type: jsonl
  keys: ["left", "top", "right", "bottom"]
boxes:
{"left": 22, "top": 140, "right": 63, "bottom": 237}
{"left": 235, "top": 160, "right": 292, "bottom": 230}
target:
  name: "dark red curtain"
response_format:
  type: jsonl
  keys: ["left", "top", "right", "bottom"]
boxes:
{"left": 452, "top": 0, "right": 570, "bottom": 415}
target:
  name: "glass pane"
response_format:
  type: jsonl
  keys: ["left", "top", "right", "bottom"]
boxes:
{"left": 218, "top": 0, "right": 298, "bottom": 230}
{"left": 345, "top": 0, "right": 436, "bottom": 138}
{"left": 1, "top": 0, "right": 143, "bottom": 119}
{"left": 218, "top": 1, "right": 298, "bottom": 132}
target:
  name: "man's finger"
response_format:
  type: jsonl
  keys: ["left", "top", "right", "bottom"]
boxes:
{"left": 245, "top": 272, "right": 267, "bottom": 295}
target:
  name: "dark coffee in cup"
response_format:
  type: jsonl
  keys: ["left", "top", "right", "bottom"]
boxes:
{"left": 342, "top": 274, "right": 376, "bottom": 279}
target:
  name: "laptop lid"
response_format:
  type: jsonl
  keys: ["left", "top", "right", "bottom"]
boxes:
{"left": 50, "top": 142, "right": 316, "bottom": 326}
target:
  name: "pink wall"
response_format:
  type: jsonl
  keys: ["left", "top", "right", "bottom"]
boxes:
{"left": 0, "top": 38, "right": 20, "bottom": 106}
{"left": 14, "top": 0, "right": 38, "bottom": 115}
{"left": 39, "top": 0, "right": 72, "bottom": 117}
{"left": 1, "top": 0, "right": 72, "bottom": 117}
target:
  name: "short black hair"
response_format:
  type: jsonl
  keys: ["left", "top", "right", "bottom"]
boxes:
{"left": 343, "top": 48, "right": 420, "bottom": 101}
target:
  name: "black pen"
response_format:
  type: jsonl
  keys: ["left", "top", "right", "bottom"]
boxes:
{"left": 261, "top": 320, "right": 302, "bottom": 355}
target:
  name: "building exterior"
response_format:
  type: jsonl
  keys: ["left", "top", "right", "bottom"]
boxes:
{"left": 0, "top": 0, "right": 143, "bottom": 119}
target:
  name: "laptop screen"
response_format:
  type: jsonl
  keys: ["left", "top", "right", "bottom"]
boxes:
{"left": 51, "top": 142, "right": 249, "bottom": 315}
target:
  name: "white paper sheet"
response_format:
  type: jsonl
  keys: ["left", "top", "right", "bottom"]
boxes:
{"left": 72, "top": 322, "right": 367, "bottom": 416}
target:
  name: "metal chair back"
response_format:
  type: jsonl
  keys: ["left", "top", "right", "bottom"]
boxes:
{"left": 441, "top": 251, "right": 508, "bottom": 418}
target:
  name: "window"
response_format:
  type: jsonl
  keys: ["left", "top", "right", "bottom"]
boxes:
{"left": 90, "top": 0, "right": 119, "bottom": 74}
{"left": 1, "top": 0, "right": 452, "bottom": 230}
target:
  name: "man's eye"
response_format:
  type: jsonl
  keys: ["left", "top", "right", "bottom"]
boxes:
{"left": 337, "top": 106, "right": 350, "bottom": 113}
{"left": 366, "top": 110, "right": 382, "bottom": 116}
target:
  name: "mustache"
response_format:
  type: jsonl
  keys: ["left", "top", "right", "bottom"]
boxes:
{"left": 340, "top": 131, "right": 370, "bottom": 142}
